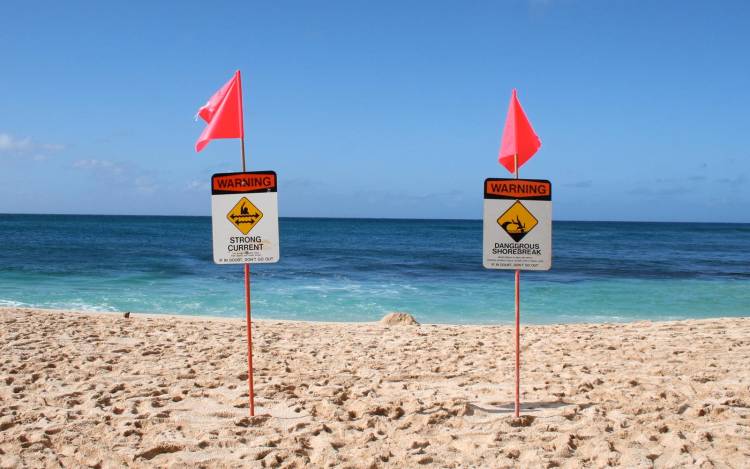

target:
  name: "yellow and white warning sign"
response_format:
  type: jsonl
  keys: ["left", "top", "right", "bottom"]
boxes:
{"left": 497, "top": 200, "right": 538, "bottom": 242}
{"left": 483, "top": 178, "right": 551, "bottom": 270}
{"left": 211, "top": 171, "right": 280, "bottom": 264}
{"left": 227, "top": 197, "right": 263, "bottom": 235}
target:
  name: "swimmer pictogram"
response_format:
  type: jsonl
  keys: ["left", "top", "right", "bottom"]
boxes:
{"left": 227, "top": 197, "right": 263, "bottom": 235}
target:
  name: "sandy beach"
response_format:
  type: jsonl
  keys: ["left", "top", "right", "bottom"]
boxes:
{"left": 1, "top": 307, "right": 749, "bottom": 468}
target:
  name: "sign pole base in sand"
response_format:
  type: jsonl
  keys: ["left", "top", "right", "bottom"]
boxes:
{"left": 239, "top": 135, "right": 256, "bottom": 417}
{"left": 515, "top": 272, "right": 520, "bottom": 417}
{"left": 514, "top": 153, "right": 521, "bottom": 418}
{"left": 244, "top": 262, "right": 255, "bottom": 416}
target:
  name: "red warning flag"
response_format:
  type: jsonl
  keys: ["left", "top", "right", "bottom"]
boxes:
{"left": 498, "top": 89, "right": 541, "bottom": 174}
{"left": 195, "top": 71, "right": 245, "bottom": 152}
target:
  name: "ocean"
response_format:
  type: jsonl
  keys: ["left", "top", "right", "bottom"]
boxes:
{"left": 0, "top": 214, "right": 748, "bottom": 324}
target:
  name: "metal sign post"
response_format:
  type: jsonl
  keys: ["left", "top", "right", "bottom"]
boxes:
{"left": 211, "top": 166, "right": 280, "bottom": 416}
{"left": 483, "top": 162, "right": 552, "bottom": 417}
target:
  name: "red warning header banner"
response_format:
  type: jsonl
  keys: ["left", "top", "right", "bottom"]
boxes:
{"left": 484, "top": 178, "right": 551, "bottom": 200}
{"left": 212, "top": 171, "right": 277, "bottom": 194}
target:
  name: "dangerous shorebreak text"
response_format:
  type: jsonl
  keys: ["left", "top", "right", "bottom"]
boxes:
{"left": 492, "top": 242, "right": 541, "bottom": 255}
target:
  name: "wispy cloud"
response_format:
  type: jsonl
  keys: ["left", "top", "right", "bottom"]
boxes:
{"left": 563, "top": 180, "right": 593, "bottom": 188}
{"left": 0, "top": 132, "right": 66, "bottom": 160}
{"left": 348, "top": 187, "right": 468, "bottom": 209}
{"left": 72, "top": 158, "right": 159, "bottom": 195}
{"left": 528, "top": 0, "right": 556, "bottom": 16}
{"left": 0, "top": 133, "right": 32, "bottom": 152}
{"left": 625, "top": 172, "right": 749, "bottom": 198}
{"left": 185, "top": 179, "right": 208, "bottom": 192}
{"left": 715, "top": 174, "right": 747, "bottom": 184}
{"left": 134, "top": 176, "right": 157, "bottom": 195}
{"left": 72, "top": 159, "right": 126, "bottom": 175}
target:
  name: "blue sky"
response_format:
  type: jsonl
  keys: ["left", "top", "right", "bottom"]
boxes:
{"left": 1, "top": 1, "right": 748, "bottom": 222}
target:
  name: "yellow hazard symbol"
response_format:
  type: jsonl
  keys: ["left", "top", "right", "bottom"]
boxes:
{"left": 227, "top": 197, "right": 263, "bottom": 235}
{"left": 497, "top": 200, "right": 538, "bottom": 242}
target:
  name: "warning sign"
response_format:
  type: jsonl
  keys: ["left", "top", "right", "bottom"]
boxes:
{"left": 211, "top": 171, "right": 279, "bottom": 264}
{"left": 497, "top": 201, "right": 538, "bottom": 242}
{"left": 227, "top": 197, "right": 263, "bottom": 235}
{"left": 483, "top": 178, "right": 551, "bottom": 270}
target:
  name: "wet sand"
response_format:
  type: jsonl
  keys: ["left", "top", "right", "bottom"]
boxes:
{"left": 1, "top": 307, "right": 749, "bottom": 468}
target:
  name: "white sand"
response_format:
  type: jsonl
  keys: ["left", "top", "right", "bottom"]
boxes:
{"left": 1, "top": 307, "right": 749, "bottom": 468}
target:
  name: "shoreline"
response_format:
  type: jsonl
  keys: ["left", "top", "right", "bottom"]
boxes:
{"left": 1, "top": 306, "right": 747, "bottom": 328}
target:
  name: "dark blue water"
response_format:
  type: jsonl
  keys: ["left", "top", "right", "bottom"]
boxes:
{"left": 0, "top": 214, "right": 748, "bottom": 324}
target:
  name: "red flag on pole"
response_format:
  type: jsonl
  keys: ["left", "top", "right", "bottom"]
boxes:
{"left": 498, "top": 89, "right": 541, "bottom": 174}
{"left": 195, "top": 71, "right": 245, "bottom": 152}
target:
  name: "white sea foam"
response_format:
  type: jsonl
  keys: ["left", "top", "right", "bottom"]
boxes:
{"left": 0, "top": 299, "right": 26, "bottom": 308}
{"left": 46, "top": 301, "right": 119, "bottom": 312}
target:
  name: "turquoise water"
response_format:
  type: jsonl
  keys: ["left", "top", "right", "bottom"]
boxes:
{"left": 0, "top": 215, "right": 748, "bottom": 324}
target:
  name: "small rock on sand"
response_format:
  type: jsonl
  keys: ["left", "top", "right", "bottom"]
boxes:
{"left": 380, "top": 312, "right": 419, "bottom": 326}
{"left": 123, "top": 312, "right": 131, "bottom": 318}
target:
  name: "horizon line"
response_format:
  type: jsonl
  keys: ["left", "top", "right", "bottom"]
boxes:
{"left": 1, "top": 212, "right": 748, "bottom": 225}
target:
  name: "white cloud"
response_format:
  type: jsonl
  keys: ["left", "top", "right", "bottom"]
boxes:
{"left": 134, "top": 176, "right": 157, "bottom": 195}
{"left": 0, "top": 133, "right": 32, "bottom": 152}
{"left": 185, "top": 179, "right": 207, "bottom": 192}
{"left": 72, "top": 158, "right": 161, "bottom": 197}
{"left": 0, "top": 132, "right": 65, "bottom": 155}
{"left": 72, "top": 159, "right": 125, "bottom": 175}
